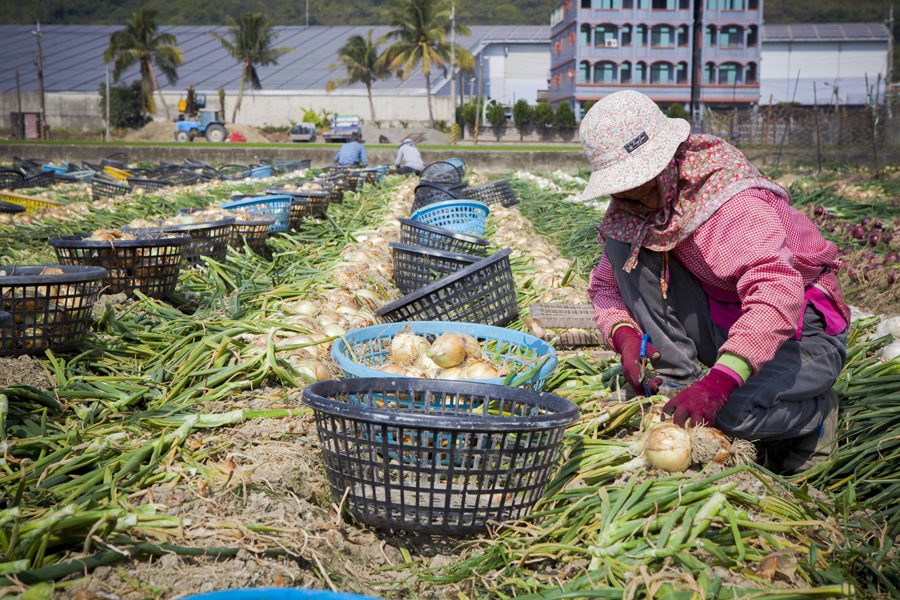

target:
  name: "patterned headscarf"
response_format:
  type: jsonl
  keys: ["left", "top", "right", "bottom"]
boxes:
{"left": 597, "top": 134, "right": 791, "bottom": 272}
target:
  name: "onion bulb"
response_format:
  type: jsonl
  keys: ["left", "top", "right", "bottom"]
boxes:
{"left": 883, "top": 341, "right": 900, "bottom": 362}
{"left": 428, "top": 333, "right": 468, "bottom": 368}
{"left": 287, "top": 357, "right": 332, "bottom": 382}
{"left": 415, "top": 352, "right": 443, "bottom": 378}
{"left": 462, "top": 359, "right": 499, "bottom": 380}
{"left": 458, "top": 333, "right": 483, "bottom": 360}
{"left": 435, "top": 366, "right": 465, "bottom": 380}
{"left": 390, "top": 332, "right": 430, "bottom": 366}
{"left": 285, "top": 299, "right": 317, "bottom": 317}
{"left": 643, "top": 423, "right": 691, "bottom": 473}
{"left": 322, "top": 323, "right": 346, "bottom": 337}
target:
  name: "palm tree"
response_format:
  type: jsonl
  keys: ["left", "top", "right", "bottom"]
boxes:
{"left": 383, "top": 0, "right": 473, "bottom": 129}
{"left": 326, "top": 30, "right": 391, "bottom": 125}
{"left": 103, "top": 8, "right": 183, "bottom": 120}
{"left": 212, "top": 14, "right": 292, "bottom": 123}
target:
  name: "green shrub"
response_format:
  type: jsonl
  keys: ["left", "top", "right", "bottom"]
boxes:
{"left": 98, "top": 81, "right": 151, "bottom": 130}
{"left": 533, "top": 102, "right": 554, "bottom": 128}
{"left": 666, "top": 103, "right": 690, "bottom": 119}
{"left": 486, "top": 102, "right": 508, "bottom": 128}
{"left": 458, "top": 103, "right": 479, "bottom": 129}
{"left": 582, "top": 100, "right": 596, "bottom": 117}
{"left": 554, "top": 101, "right": 576, "bottom": 129}
{"left": 301, "top": 108, "right": 323, "bottom": 126}
{"left": 513, "top": 99, "right": 532, "bottom": 129}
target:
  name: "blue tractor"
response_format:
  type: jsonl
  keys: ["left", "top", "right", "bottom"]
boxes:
{"left": 175, "top": 87, "right": 229, "bottom": 143}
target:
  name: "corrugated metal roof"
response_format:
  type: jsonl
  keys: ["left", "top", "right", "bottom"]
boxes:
{"left": 762, "top": 22, "right": 890, "bottom": 42}
{"left": 0, "top": 24, "right": 550, "bottom": 94}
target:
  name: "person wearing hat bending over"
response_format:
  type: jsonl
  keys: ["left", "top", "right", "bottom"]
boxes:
{"left": 395, "top": 138, "right": 424, "bottom": 175}
{"left": 333, "top": 132, "right": 368, "bottom": 168}
{"left": 582, "top": 90, "right": 848, "bottom": 471}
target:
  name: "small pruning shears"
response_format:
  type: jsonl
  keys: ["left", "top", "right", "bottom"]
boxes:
{"left": 639, "top": 334, "right": 654, "bottom": 397}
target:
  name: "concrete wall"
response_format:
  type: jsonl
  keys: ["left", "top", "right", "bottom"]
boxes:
{"left": 0, "top": 143, "right": 590, "bottom": 174}
{"left": 760, "top": 41, "right": 888, "bottom": 105}
{"left": 0, "top": 91, "right": 458, "bottom": 132}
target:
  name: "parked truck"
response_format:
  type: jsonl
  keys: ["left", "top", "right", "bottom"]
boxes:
{"left": 322, "top": 114, "right": 362, "bottom": 143}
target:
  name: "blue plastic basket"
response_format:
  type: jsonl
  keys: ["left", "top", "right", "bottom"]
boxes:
{"left": 250, "top": 165, "right": 273, "bottom": 179}
{"left": 410, "top": 200, "right": 489, "bottom": 236}
{"left": 41, "top": 164, "right": 67, "bottom": 174}
{"left": 445, "top": 157, "right": 467, "bottom": 178}
{"left": 181, "top": 590, "right": 383, "bottom": 600}
{"left": 331, "top": 321, "right": 558, "bottom": 390}
{"left": 221, "top": 195, "right": 292, "bottom": 233}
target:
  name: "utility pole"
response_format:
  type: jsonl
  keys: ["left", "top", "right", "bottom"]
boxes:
{"left": 106, "top": 64, "right": 111, "bottom": 142}
{"left": 32, "top": 21, "right": 46, "bottom": 140}
{"left": 689, "top": 0, "right": 704, "bottom": 127}
{"left": 15, "top": 71, "right": 22, "bottom": 113}
{"left": 887, "top": 5, "right": 894, "bottom": 117}
{"left": 450, "top": 3, "right": 456, "bottom": 112}
{"left": 306, "top": 0, "right": 309, "bottom": 27}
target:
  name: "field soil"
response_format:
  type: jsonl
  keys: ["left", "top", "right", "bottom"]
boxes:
{"left": 123, "top": 122, "right": 272, "bottom": 144}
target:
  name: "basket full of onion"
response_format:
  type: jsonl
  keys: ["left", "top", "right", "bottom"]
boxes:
{"left": 331, "top": 320, "right": 558, "bottom": 390}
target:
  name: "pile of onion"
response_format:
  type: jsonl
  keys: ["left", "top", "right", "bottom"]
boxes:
{"left": 376, "top": 331, "right": 510, "bottom": 381}
{"left": 628, "top": 423, "right": 757, "bottom": 473}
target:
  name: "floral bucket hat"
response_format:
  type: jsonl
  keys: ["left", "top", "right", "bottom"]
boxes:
{"left": 580, "top": 90, "right": 690, "bottom": 201}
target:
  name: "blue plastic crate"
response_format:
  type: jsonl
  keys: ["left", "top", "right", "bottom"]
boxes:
{"left": 249, "top": 165, "right": 273, "bottom": 179}
{"left": 221, "top": 195, "right": 292, "bottom": 233}
{"left": 410, "top": 200, "right": 489, "bottom": 236}
{"left": 41, "top": 164, "right": 67, "bottom": 175}
{"left": 331, "top": 321, "right": 557, "bottom": 390}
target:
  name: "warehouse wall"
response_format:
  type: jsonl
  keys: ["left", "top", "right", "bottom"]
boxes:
{"left": 0, "top": 91, "right": 458, "bottom": 132}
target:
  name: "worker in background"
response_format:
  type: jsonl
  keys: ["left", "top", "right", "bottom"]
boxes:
{"left": 333, "top": 132, "right": 368, "bottom": 168}
{"left": 581, "top": 90, "right": 848, "bottom": 472}
{"left": 394, "top": 138, "right": 424, "bottom": 175}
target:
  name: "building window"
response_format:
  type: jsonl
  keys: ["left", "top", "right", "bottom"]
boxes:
{"left": 676, "top": 61, "right": 687, "bottom": 83}
{"left": 579, "top": 61, "right": 591, "bottom": 83}
{"left": 720, "top": 25, "right": 743, "bottom": 47}
{"left": 623, "top": 0, "right": 633, "bottom": 7}
{"left": 621, "top": 25, "right": 632, "bottom": 46}
{"left": 581, "top": 24, "right": 592, "bottom": 46}
{"left": 595, "top": 61, "right": 617, "bottom": 83}
{"left": 706, "top": 0, "right": 716, "bottom": 8}
{"left": 679, "top": 0, "right": 689, "bottom": 7}
{"left": 638, "top": 0, "right": 649, "bottom": 8}
{"left": 651, "top": 25, "right": 674, "bottom": 47}
{"left": 582, "top": 0, "right": 591, "bottom": 8}
{"left": 652, "top": 0, "right": 676, "bottom": 9}
{"left": 598, "top": 0, "right": 617, "bottom": 8}
{"left": 635, "top": 61, "right": 647, "bottom": 83}
{"left": 677, "top": 25, "right": 689, "bottom": 46}
{"left": 650, "top": 61, "right": 674, "bottom": 84}
{"left": 722, "top": 0, "right": 743, "bottom": 8}
{"left": 705, "top": 25, "right": 717, "bottom": 47}
{"left": 745, "top": 62, "right": 757, "bottom": 84}
{"left": 748, "top": 0, "right": 758, "bottom": 8}
{"left": 718, "top": 62, "right": 741, "bottom": 84}
{"left": 703, "top": 62, "right": 715, "bottom": 83}
{"left": 595, "top": 24, "right": 618, "bottom": 46}
{"left": 621, "top": 61, "right": 632, "bottom": 83}
{"left": 747, "top": 25, "right": 758, "bottom": 47}
{"left": 636, "top": 24, "right": 648, "bottom": 46}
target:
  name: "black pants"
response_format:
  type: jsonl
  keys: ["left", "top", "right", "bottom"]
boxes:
{"left": 604, "top": 238, "right": 847, "bottom": 440}
{"left": 396, "top": 166, "right": 421, "bottom": 175}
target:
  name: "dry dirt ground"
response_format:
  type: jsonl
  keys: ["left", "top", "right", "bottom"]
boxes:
{"left": 123, "top": 122, "right": 272, "bottom": 144}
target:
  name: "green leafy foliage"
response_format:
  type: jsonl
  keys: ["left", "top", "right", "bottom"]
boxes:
{"left": 486, "top": 102, "right": 508, "bottom": 128}
{"left": 666, "top": 103, "right": 690, "bottom": 119}
{"left": 98, "top": 81, "right": 152, "bottom": 130}
{"left": 457, "top": 102, "right": 479, "bottom": 129}
{"left": 554, "top": 101, "right": 576, "bottom": 129}
{"left": 512, "top": 99, "right": 532, "bottom": 129}
{"left": 533, "top": 101, "right": 554, "bottom": 129}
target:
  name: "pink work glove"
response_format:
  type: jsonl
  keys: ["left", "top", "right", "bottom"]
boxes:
{"left": 612, "top": 326, "right": 662, "bottom": 397}
{"left": 662, "top": 367, "right": 739, "bottom": 428}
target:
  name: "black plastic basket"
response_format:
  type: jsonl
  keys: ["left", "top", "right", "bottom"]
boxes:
{"left": 0, "top": 265, "right": 107, "bottom": 356}
{"left": 154, "top": 168, "right": 201, "bottom": 187}
{"left": 346, "top": 171, "right": 366, "bottom": 192}
{"left": 302, "top": 377, "right": 578, "bottom": 534}
{"left": 22, "top": 171, "right": 55, "bottom": 189}
{"left": 289, "top": 196, "right": 329, "bottom": 229}
{"left": 160, "top": 219, "right": 234, "bottom": 267}
{"left": 0, "top": 169, "right": 24, "bottom": 190}
{"left": 316, "top": 174, "right": 351, "bottom": 200}
{"left": 127, "top": 177, "right": 171, "bottom": 192}
{"left": 411, "top": 182, "right": 461, "bottom": 214}
{"left": 460, "top": 179, "right": 519, "bottom": 207}
{"left": 389, "top": 242, "right": 481, "bottom": 294}
{"left": 273, "top": 159, "right": 311, "bottom": 173}
{"left": 420, "top": 160, "right": 465, "bottom": 185}
{"left": 375, "top": 248, "right": 518, "bottom": 326}
{"left": 398, "top": 218, "right": 488, "bottom": 257}
{"left": 177, "top": 208, "right": 273, "bottom": 255}
{"left": 48, "top": 235, "right": 190, "bottom": 299}
{"left": 0, "top": 200, "right": 25, "bottom": 214}
{"left": 104, "top": 152, "right": 129, "bottom": 165}
{"left": 92, "top": 179, "right": 130, "bottom": 201}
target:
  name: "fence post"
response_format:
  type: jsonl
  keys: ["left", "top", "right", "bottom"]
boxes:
{"left": 762, "top": 93, "right": 773, "bottom": 167}
{"left": 813, "top": 82, "right": 822, "bottom": 173}
{"left": 866, "top": 73, "right": 880, "bottom": 176}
